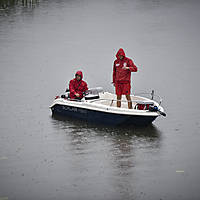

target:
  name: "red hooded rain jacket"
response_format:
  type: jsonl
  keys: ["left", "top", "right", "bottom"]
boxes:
{"left": 113, "top": 48, "right": 138, "bottom": 84}
{"left": 69, "top": 71, "right": 88, "bottom": 99}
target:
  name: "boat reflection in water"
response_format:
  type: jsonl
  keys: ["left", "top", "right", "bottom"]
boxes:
{"left": 50, "top": 115, "right": 162, "bottom": 199}
{"left": 51, "top": 113, "right": 161, "bottom": 138}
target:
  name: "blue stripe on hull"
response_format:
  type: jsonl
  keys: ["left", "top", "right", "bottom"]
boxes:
{"left": 51, "top": 104, "right": 157, "bottom": 126}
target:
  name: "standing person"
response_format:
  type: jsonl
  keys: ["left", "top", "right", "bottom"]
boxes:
{"left": 112, "top": 48, "right": 138, "bottom": 109}
{"left": 69, "top": 70, "right": 88, "bottom": 100}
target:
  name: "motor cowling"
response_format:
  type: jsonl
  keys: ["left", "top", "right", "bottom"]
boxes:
{"left": 149, "top": 105, "right": 166, "bottom": 117}
{"left": 149, "top": 105, "right": 158, "bottom": 112}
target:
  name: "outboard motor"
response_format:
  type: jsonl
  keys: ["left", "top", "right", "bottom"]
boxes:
{"left": 149, "top": 105, "right": 166, "bottom": 117}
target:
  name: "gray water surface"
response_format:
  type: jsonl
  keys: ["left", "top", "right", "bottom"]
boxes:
{"left": 0, "top": 0, "right": 200, "bottom": 200}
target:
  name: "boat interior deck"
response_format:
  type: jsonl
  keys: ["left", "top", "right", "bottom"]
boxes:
{"left": 91, "top": 92, "right": 149, "bottom": 109}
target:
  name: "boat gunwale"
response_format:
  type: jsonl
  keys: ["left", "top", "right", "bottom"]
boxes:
{"left": 50, "top": 98, "right": 162, "bottom": 117}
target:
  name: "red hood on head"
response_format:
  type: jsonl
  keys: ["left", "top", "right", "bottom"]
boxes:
{"left": 116, "top": 48, "right": 126, "bottom": 59}
{"left": 75, "top": 70, "right": 83, "bottom": 79}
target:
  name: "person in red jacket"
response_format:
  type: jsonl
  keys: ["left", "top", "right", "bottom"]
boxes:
{"left": 112, "top": 48, "right": 138, "bottom": 109}
{"left": 69, "top": 71, "right": 88, "bottom": 100}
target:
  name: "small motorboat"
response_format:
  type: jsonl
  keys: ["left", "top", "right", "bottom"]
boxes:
{"left": 50, "top": 87, "right": 166, "bottom": 126}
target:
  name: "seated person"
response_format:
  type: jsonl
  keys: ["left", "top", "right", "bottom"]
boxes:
{"left": 68, "top": 71, "right": 88, "bottom": 100}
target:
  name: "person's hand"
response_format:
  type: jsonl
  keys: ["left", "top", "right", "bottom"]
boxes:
{"left": 75, "top": 93, "right": 80, "bottom": 97}
{"left": 112, "top": 82, "right": 115, "bottom": 87}
{"left": 122, "top": 66, "right": 129, "bottom": 70}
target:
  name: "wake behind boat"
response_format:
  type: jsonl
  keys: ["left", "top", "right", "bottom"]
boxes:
{"left": 50, "top": 87, "right": 166, "bottom": 126}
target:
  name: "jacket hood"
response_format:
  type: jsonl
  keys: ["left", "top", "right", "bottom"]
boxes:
{"left": 116, "top": 48, "right": 126, "bottom": 59}
{"left": 75, "top": 70, "right": 83, "bottom": 79}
